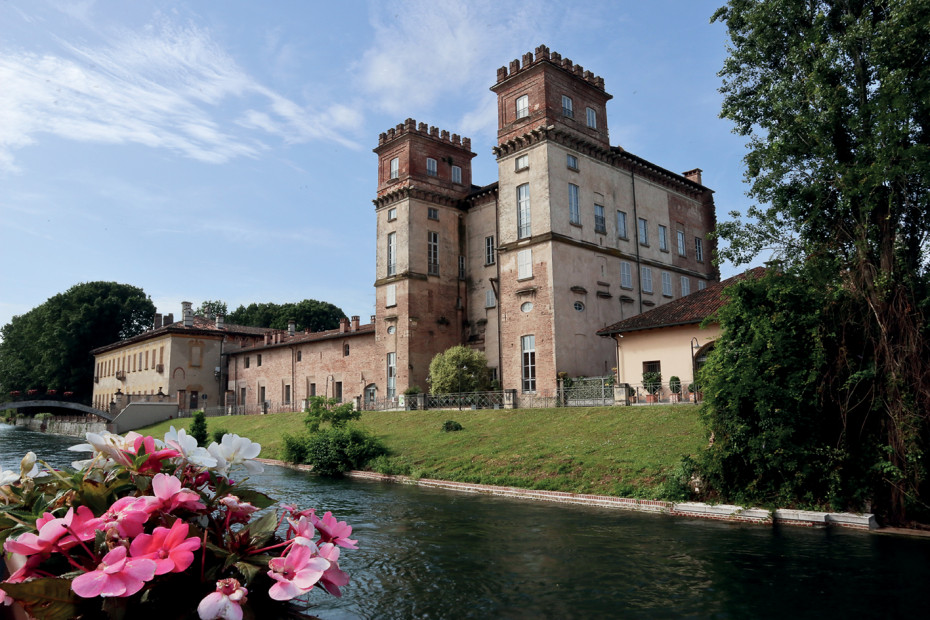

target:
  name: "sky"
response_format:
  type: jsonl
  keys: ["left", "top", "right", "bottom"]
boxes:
{"left": 0, "top": 0, "right": 762, "bottom": 332}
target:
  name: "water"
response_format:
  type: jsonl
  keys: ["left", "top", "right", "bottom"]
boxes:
{"left": 3, "top": 424, "right": 930, "bottom": 619}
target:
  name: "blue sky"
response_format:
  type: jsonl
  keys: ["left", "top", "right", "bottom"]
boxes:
{"left": 0, "top": 0, "right": 760, "bottom": 331}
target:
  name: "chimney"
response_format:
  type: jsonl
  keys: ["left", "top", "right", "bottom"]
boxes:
{"left": 264, "top": 333, "right": 270, "bottom": 346}
{"left": 683, "top": 168, "right": 703, "bottom": 185}
{"left": 164, "top": 313, "right": 174, "bottom": 326}
{"left": 288, "top": 320, "right": 296, "bottom": 336}
{"left": 371, "top": 314, "right": 376, "bottom": 324}
{"left": 154, "top": 313, "right": 162, "bottom": 330}
{"left": 182, "top": 302, "right": 193, "bottom": 327}
{"left": 339, "top": 317, "right": 349, "bottom": 333}
{"left": 351, "top": 316, "right": 359, "bottom": 332}
{"left": 216, "top": 314, "right": 224, "bottom": 329}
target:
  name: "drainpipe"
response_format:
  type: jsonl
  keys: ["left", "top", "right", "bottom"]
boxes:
{"left": 630, "top": 171, "right": 644, "bottom": 316}
{"left": 494, "top": 189, "right": 504, "bottom": 389}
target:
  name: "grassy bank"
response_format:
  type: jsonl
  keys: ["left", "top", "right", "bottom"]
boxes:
{"left": 139, "top": 405, "right": 705, "bottom": 498}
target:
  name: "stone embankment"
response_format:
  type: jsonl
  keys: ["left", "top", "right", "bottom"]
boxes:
{"left": 11, "top": 416, "right": 107, "bottom": 437}
{"left": 258, "top": 459, "right": 876, "bottom": 531}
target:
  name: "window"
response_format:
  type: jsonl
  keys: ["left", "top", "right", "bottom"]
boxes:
{"left": 586, "top": 107, "right": 597, "bottom": 128}
{"left": 517, "top": 183, "right": 531, "bottom": 239}
{"left": 309, "top": 383, "right": 316, "bottom": 397}
{"left": 451, "top": 165, "right": 462, "bottom": 184}
{"left": 485, "top": 289, "right": 496, "bottom": 308}
{"left": 641, "top": 267, "right": 653, "bottom": 293}
{"left": 458, "top": 255, "right": 465, "bottom": 279}
{"left": 284, "top": 385, "right": 291, "bottom": 404}
{"left": 521, "top": 301, "right": 534, "bottom": 312}
{"left": 386, "top": 284, "right": 396, "bottom": 307}
{"left": 515, "top": 154, "right": 528, "bottom": 170}
{"left": 334, "top": 382, "right": 342, "bottom": 403}
{"left": 387, "top": 325, "right": 396, "bottom": 334}
{"left": 677, "top": 229, "right": 686, "bottom": 256}
{"left": 662, "top": 272, "right": 673, "bottom": 297}
{"left": 365, "top": 385, "right": 377, "bottom": 404}
{"left": 566, "top": 154, "right": 578, "bottom": 170}
{"left": 386, "top": 352, "right": 396, "bottom": 398}
{"left": 426, "top": 157, "right": 437, "bottom": 177}
{"left": 698, "top": 280, "right": 707, "bottom": 291}
{"left": 485, "top": 235, "right": 496, "bottom": 265}
{"left": 517, "top": 249, "right": 533, "bottom": 279}
{"left": 695, "top": 237, "right": 704, "bottom": 262}
{"left": 428, "top": 207, "right": 439, "bottom": 220}
{"left": 389, "top": 157, "right": 399, "bottom": 179}
{"left": 643, "top": 360, "right": 661, "bottom": 374}
{"left": 516, "top": 94, "right": 529, "bottom": 119}
{"left": 617, "top": 211, "right": 628, "bottom": 239}
{"left": 521, "top": 335, "right": 536, "bottom": 393}
{"left": 594, "top": 204, "right": 606, "bottom": 233}
{"left": 621, "top": 262, "right": 633, "bottom": 289}
{"left": 240, "top": 387, "right": 246, "bottom": 405}
{"left": 638, "top": 218, "right": 649, "bottom": 245}
{"left": 259, "top": 386, "right": 265, "bottom": 404}
{"left": 387, "top": 207, "right": 397, "bottom": 221}
{"left": 387, "top": 232, "right": 397, "bottom": 276}
{"left": 562, "top": 95, "right": 574, "bottom": 117}
{"left": 244, "top": 356, "right": 250, "bottom": 369}
{"left": 568, "top": 183, "right": 580, "bottom": 225}
{"left": 428, "top": 231, "right": 439, "bottom": 276}
{"left": 658, "top": 225, "right": 669, "bottom": 251}
{"left": 257, "top": 354, "right": 262, "bottom": 367}
{"left": 681, "top": 276, "right": 691, "bottom": 296}
{"left": 574, "top": 301, "right": 585, "bottom": 312}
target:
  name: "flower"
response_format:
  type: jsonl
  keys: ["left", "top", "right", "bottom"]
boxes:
{"left": 164, "top": 426, "right": 218, "bottom": 468}
{"left": 129, "top": 520, "right": 201, "bottom": 574}
{"left": 286, "top": 515, "right": 317, "bottom": 547}
{"left": 197, "top": 578, "right": 248, "bottom": 620}
{"left": 267, "top": 543, "right": 330, "bottom": 601}
{"left": 4, "top": 506, "right": 97, "bottom": 556}
{"left": 207, "top": 434, "right": 264, "bottom": 477}
{"left": 317, "top": 543, "right": 350, "bottom": 597}
{"left": 310, "top": 510, "right": 358, "bottom": 549}
{"left": 149, "top": 473, "right": 206, "bottom": 513}
{"left": 95, "top": 496, "right": 151, "bottom": 538}
{"left": 71, "top": 545, "right": 157, "bottom": 598}
{"left": 219, "top": 494, "right": 259, "bottom": 524}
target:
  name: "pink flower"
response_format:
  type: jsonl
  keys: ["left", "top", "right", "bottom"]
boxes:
{"left": 0, "top": 555, "right": 43, "bottom": 606}
{"left": 71, "top": 545, "right": 157, "bottom": 598}
{"left": 95, "top": 496, "right": 151, "bottom": 538}
{"left": 267, "top": 544, "right": 330, "bottom": 601}
{"left": 3, "top": 507, "right": 97, "bottom": 556}
{"left": 286, "top": 515, "right": 316, "bottom": 547}
{"left": 129, "top": 520, "right": 201, "bottom": 575}
{"left": 219, "top": 494, "right": 259, "bottom": 524}
{"left": 317, "top": 543, "right": 350, "bottom": 597}
{"left": 310, "top": 510, "right": 358, "bottom": 549}
{"left": 197, "top": 578, "right": 248, "bottom": 620}
{"left": 150, "top": 473, "right": 206, "bottom": 513}
{"left": 128, "top": 435, "right": 179, "bottom": 474}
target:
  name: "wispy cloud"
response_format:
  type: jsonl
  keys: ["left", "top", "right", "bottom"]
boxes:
{"left": 0, "top": 15, "right": 361, "bottom": 173}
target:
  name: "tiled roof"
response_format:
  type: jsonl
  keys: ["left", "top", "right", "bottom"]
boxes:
{"left": 231, "top": 323, "right": 376, "bottom": 354}
{"left": 90, "top": 316, "right": 268, "bottom": 354}
{"left": 596, "top": 267, "right": 766, "bottom": 336}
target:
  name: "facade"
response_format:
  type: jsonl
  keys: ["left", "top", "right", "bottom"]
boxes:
{"left": 94, "top": 46, "right": 720, "bottom": 411}
{"left": 597, "top": 268, "right": 765, "bottom": 389}
{"left": 91, "top": 302, "right": 265, "bottom": 412}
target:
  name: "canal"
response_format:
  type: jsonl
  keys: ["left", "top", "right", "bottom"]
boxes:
{"left": 2, "top": 425, "right": 929, "bottom": 618}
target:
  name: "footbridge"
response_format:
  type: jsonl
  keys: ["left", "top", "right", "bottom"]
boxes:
{"left": 0, "top": 400, "right": 114, "bottom": 422}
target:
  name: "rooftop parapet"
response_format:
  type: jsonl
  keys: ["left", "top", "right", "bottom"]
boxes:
{"left": 377, "top": 117, "right": 472, "bottom": 151}
{"left": 495, "top": 45, "right": 607, "bottom": 91}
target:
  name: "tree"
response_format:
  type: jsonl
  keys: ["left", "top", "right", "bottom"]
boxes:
{"left": 0, "top": 282, "right": 155, "bottom": 403}
{"left": 304, "top": 396, "right": 361, "bottom": 433}
{"left": 712, "top": 1, "right": 930, "bottom": 522}
{"left": 189, "top": 410, "right": 209, "bottom": 446}
{"left": 226, "top": 299, "right": 345, "bottom": 332}
{"left": 195, "top": 300, "right": 228, "bottom": 319}
{"left": 427, "top": 346, "right": 491, "bottom": 394}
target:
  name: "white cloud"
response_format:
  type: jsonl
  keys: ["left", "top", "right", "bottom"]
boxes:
{"left": 0, "top": 16, "right": 361, "bottom": 173}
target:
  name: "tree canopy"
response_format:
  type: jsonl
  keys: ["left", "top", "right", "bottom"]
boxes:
{"left": 709, "top": 0, "right": 930, "bottom": 523}
{"left": 427, "top": 346, "right": 491, "bottom": 394}
{"left": 0, "top": 282, "right": 155, "bottom": 403}
{"left": 195, "top": 300, "right": 228, "bottom": 319}
{"left": 227, "top": 300, "right": 345, "bottom": 333}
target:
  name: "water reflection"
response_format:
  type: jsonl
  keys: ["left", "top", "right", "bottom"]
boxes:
{"left": 3, "top": 425, "right": 930, "bottom": 619}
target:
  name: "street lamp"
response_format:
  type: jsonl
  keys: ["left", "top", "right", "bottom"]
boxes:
{"left": 458, "top": 364, "right": 467, "bottom": 410}
{"left": 690, "top": 337, "right": 700, "bottom": 395}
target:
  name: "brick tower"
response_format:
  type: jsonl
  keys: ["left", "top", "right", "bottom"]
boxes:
{"left": 373, "top": 119, "right": 477, "bottom": 395}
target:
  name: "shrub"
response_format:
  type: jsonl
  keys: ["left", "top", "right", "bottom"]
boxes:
{"left": 302, "top": 427, "right": 387, "bottom": 476}
{"left": 189, "top": 410, "right": 208, "bottom": 446}
{"left": 442, "top": 420, "right": 463, "bottom": 432}
{"left": 212, "top": 428, "right": 228, "bottom": 444}
{"left": 642, "top": 371, "right": 662, "bottom": 394}
{"left": 35, "top": 412, "right": 54, "bottom": 421}
{"left": 281, "top": 432, "right": 308, "bottom": 464}
{"left": 669, "top": 376, "right": 681, "bottom": 394}
{"left": 305, "top": 396, "right": 360, "bottom": 433}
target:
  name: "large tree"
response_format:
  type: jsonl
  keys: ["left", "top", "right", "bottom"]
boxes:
{"left": 227, "top": 299, "right": 345, "bottom": 332}
{"left": 712, "top": 0, "right": 930, "bottom": 522}
{"left": 0, "top": 282, "right": 155, "bottom": 403}
{"left": 427, "top": 346, "right": 491, "bottom": 394}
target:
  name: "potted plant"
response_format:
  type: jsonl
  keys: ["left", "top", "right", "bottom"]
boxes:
{"left": 669, "top": 376, "right": 681, "bottom": 402}
{"left": 688, "top": 383, "right": 702, "bottom": 403}
{"left": 642, "top": 371, "right": 662, "bottom": 403}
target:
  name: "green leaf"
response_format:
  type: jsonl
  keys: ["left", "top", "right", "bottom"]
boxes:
{"left": 0, "top": 578, "right": 78, "bottom": 620}
{"left": 231, "top": 488, "right": 275, "bottom": 510}
{"left": 246, "top": 510, "right": 279, "bottom": 549}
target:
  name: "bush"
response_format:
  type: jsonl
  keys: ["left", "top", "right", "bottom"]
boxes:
{"left": 212, "top": 428, "right": 228, "bottom": 444}
{"left": 442, "top": 420, "right": 463, "bottom": 432}
{"left": 35, "top": 412, "right": 54, "bottom": 421}
{"left": 305, "top": 396, "right": 360, "bottom": 433}
{"left": 669, "top": 376, "right": 681, "bottom": 394}
{"left": 294, "top": 427, "right": 387, "bottom": 476}
{"left": 642, "top": 371, "right": 662, "bottom": 394}
{"left": 189, "top": 410, "right": 208, "bottom": 446}
{"left": 281, "top": 433, "right": 308, "bottom": 464}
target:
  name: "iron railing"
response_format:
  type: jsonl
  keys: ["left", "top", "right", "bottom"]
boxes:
{"left": 426, "top": 391, "right": 506, "bottom": 410}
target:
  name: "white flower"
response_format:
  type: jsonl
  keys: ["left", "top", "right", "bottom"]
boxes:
{"left": 164, "top": 426, "right": 217, "bottom": 468}
{"left": 207, "top": 434, "right": 263, "bottom": 477}
{"left": 19, "top": 452, "right": 38, "bottom": 479}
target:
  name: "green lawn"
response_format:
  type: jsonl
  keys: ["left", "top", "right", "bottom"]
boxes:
{"left": 138, "top": 404, "right": 706, "bottom": 498}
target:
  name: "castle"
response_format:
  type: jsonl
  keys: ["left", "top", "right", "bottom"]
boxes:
{"left": 93, "top": 46, "right": 718, "bottom": 412}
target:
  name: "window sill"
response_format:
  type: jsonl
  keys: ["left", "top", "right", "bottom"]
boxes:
{"left": 570, "top": 222, "right": 582, "bottom": 228}
{"left": 660, "top": 248, "right": 670, "bottom": 253}
{"left": 595, "top": 228, "right": 607, "bottom": 235}
{"left": 639, "top": 242, "right": 650, "bottom": 247}
{"left": 515, "top": 166, "right": 529, "bottom": 173}
{"left": 567, "top": 166, "right": 579, "bottom": 172}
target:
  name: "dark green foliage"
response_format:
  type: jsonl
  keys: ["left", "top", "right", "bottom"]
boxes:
{"left": 304, "top": 396, "right": 360, "bottom": 433}
{"left": 211, "top": 428, "right": 228, "bottom": 444}
{"left": 669, "top": 377, "right": 681, "bottom": 395}
{"left": 281, "top": 433, "right": 308, "bottom": 464}
{"left": 297, "top": 427, "right": 387, "bottom": 476}
{"left": 428, "top": 345, "right": 491, "bottom": 394}
{"left": 189, "top": 411, "right": 208, "bottom": 446}
{"left": 227, "top": 299, "right": 345, "bottom": 332}
{"left": 642, "top": 372, "right": 662, "bottom": 395}
{"left": 195, "top": 300, "right": 228, "bottom": 319}
{"left": 442, "top": 420, "right": 463, "bottom": 433}
{"left": 0, "top": 282, "right": 155, "bottom": 402}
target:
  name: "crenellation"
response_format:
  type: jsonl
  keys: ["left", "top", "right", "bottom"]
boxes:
{"left": 550, "top": 51, "right": 561, "bottom": 63}
{"left": 429, "top": 126, "right": 439, "bottom": 137}
{"left": 493, "top": 46, "right": 606, "bottom": 93}
{"left": 522, "top": 52, "right": 533, "bottom": 67}
{"left": 462, "top": 137, "right": 471, "bottom": 150}
{"left": 418, "top": 121, "right": 428, "bottom": 132}
{"left": 451, "top": 133, "right": 461, "bottom": 145}
{"left": 440, "top": 129, "right": 450, "bottom": 141}
{"left": 509, "top": 59, "right": 520, "bottom": 74}
{"left": 534, "top": 44, "right": 550, "bottom": 61}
